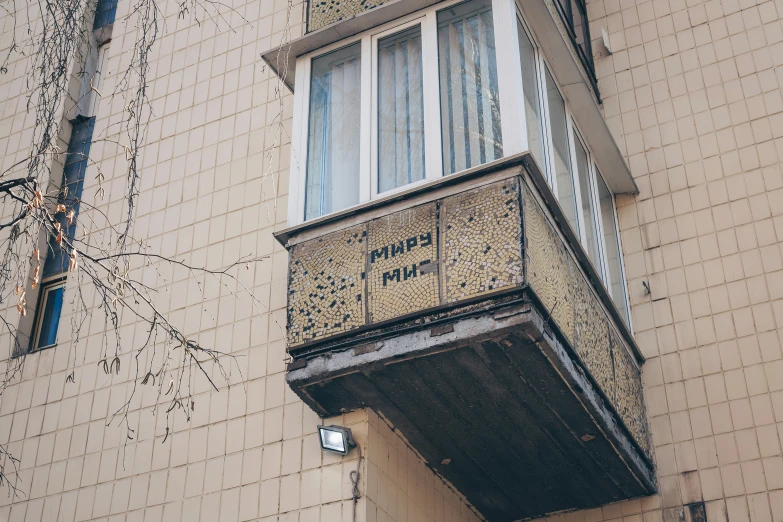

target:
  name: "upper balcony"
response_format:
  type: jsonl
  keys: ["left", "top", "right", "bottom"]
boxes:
{"left": 274, "top": 153, "right": 655, "bottom": 522}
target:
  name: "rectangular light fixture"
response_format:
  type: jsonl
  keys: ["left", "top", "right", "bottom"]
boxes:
{"left": 317, "top": 425, "right": 356, "bottom": 455}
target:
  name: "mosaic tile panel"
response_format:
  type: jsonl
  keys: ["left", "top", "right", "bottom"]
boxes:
{"left": 367, "top": 204, "right": 440, "bottom": 323}
{"left": 522, "top": 183, "right": 575, "bottom": 346}
{"left": 612, "top": 328, "right": 652, "bottom": 458}
{"left": 287, "top": 224, "right": 367, "bottom": 346}
{"left": 308, "top": 0, "right": 394, "bottom": 32}
{"left": 442, "top": 180, "right": 523, "bottom": 303}
{"left": 522, "top": 181, "right": 651, "bottom": 458}
{"left": 572, "top": 269, "right": 614, "bottom": 402}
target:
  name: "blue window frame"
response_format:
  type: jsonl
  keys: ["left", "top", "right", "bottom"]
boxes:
{"left": 33, "top": 280, "right": 66, "bottom": 350}
{"left": 43, "top": 117, "right": 94, "bottom": 278}
{"left": 93, "top": 0, "right": 118, "bottom": 29}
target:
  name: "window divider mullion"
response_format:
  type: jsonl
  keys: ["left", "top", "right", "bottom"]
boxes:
{"left": 359, "top": 36, "right": 373, "bottom": 204}
{"left": 589, "top": 160, "right": 610, "bottom": 283}
{"left": 370, "top": 33, "right": 380, "bottom": 198}
{"left": 290, "top": 58, "right": 310, "bottom": 226}
{"left": 565, "top": 113, "right": 587, "bottom": 247}
{"left": 537, "top": 58, "right": 557, "bottom": 190}
{"left": 492, "top": 0, "right": 525, "bottom": 157}
{"left": 422, "top": 11, "right": 442, "bottom": 182}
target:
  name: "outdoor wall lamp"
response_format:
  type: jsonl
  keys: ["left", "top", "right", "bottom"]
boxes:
{"left": 317, "top": 424, "right": 363, "bottom": 521}
{"left": 317, "top": 425, "right": 356, "bottom": 455}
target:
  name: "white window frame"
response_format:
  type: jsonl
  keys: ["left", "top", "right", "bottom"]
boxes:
{"left": 288, "top": 0, "right": 633, "bottom": 328}
{"left": 515, "top": 9, "right": 633, "bottom": 327}
{"left": 32, "top": 277, "right": 67, "bottom": 351}
{"left": 289, "top": 0, "right": 521, "bottom": 225}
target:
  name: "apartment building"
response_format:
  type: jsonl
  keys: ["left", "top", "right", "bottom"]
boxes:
{"left": 0, "top": 0, "right": 782, "bottom": 519}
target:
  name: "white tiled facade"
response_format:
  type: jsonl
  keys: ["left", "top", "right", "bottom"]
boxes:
{"left": 0, "top": 0, "right": 781, "bottom": 520}
{"left": 564, "top": 0, "right": 783, "bottom": 521}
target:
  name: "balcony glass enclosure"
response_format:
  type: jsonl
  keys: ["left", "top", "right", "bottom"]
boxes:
{"left": 291, "top": 0, "right": 632, "bottom": 323}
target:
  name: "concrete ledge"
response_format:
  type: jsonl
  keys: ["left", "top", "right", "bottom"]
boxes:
{"left": 287, "top": 297, "right": 655, "bottom": 521}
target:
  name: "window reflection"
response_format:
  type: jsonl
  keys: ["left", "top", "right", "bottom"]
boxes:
{"left": 378, "top": 26, "right": 426, "bottom": 193}
{"left": 438, "top": 0, "right": 503, "bottom": 175}
{"left": 306, "top": 44, "right": 362, "bottom": 220}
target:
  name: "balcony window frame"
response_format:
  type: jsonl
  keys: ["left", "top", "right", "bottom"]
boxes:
{"left": 504, "top": 10, "right": 633, "bottom": 326}
{"left": 289, "top": 0, "right": 632, "bottom": 328}
{"left": 290, "top": 0, "right": 522, "bottom": 226}
{"left": 370, "top": 16, "right": 441, "bottom": 199}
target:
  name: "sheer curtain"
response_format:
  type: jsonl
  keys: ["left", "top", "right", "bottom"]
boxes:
{"left": 438, "top": 0, "right": 503, "bottom": 175}
{"left": 378, "top": 26, "right": 425, "bottom": 193}
{"left": 306, "top": 44, "right": 361, "bottom": 220}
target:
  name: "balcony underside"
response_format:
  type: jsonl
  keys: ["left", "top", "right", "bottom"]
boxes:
{"left": 278, "top": 155, "right": 655, "bottom": 521}
{"left": 288, "top": 294, "right": 655, "bottom": 522}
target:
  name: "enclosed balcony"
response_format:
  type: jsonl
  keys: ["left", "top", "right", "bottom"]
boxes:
{"left": 274, "top": 153, "right": 655, "bottom": 522}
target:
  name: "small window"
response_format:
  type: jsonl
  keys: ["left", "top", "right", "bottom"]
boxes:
{"left": 377, "top": 26, "right": 426, "bottom": 193}
{"left": 438, "top": 0, "right": 502, "bottom": 175}
{"left": 93, "top": 0, "right": 118, "bottom": 29}
{"left": 305, "top": 43, "right": 362, "bottom": 220}
{"left": 33, "top": 279, "right": 66, "bottom": 351}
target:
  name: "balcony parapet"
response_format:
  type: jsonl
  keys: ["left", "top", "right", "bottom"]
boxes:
{"left": 275, "top": 153, "right": 654, "bottom": 521}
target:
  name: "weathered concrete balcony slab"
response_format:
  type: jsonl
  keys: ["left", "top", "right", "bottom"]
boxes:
{"left": 275, "top": 153, "right": 655, "bottom": 522}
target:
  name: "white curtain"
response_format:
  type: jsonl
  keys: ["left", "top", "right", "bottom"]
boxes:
{"left": 306, "top": 45, "right": 361, "bottom": 220}
{"left": 378, "top": 28, "right": 425, "bottom": 193}
{"left": 438, "top": 0, "right": 503, "bottom": 175}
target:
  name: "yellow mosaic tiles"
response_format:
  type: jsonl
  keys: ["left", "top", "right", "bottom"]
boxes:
{"left": 308, "top": 0, "right": 393, "bottom": 31}
{"left": 572, "top": 271, "right": 614, "bottom": 402}
{"left": 287, "top": 224, "right": 367, "bottom": 346}
{"left": 368, "top": 204, "right": 440, "bottom": 323}
{"left": 612, "top": 328, "right": 652, "bottom": 458}
{"left": 442, "top": 180, "right": 523, "bottom": 303}
{"left": 522, "top": 183, "right": 575, "bottom": 345}
{"left": 523, "top": 181, "right": 650, "bottom": 457}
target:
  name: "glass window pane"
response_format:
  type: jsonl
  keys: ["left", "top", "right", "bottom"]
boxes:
{"left": 438, "top": 0, "right": 503, "bottom": 175}
{"left": 517, "top": 21, "right": 546, "bottom": 172}
{"left": 37, "top": 285, "right": 64, "bottom": 349}
{"left": 44, "top": 118, "right": 95, "bottom": 279}
{"left": 306, "top": 43, "right": 362, "bottom": 220}
{"left": 573, "top": 133, "right": 600, "bottom": 267}
{"left": 93, "top": 0, "right": 118, "bottom": 28}
{"left": 596, "top": 172, "right": 630, "bottom": 324}
{"left": 378, "top": 26, "right": 425, "bottom": 193}
{"left": 545, "top": 68, "right": 579, "bottom": 235}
